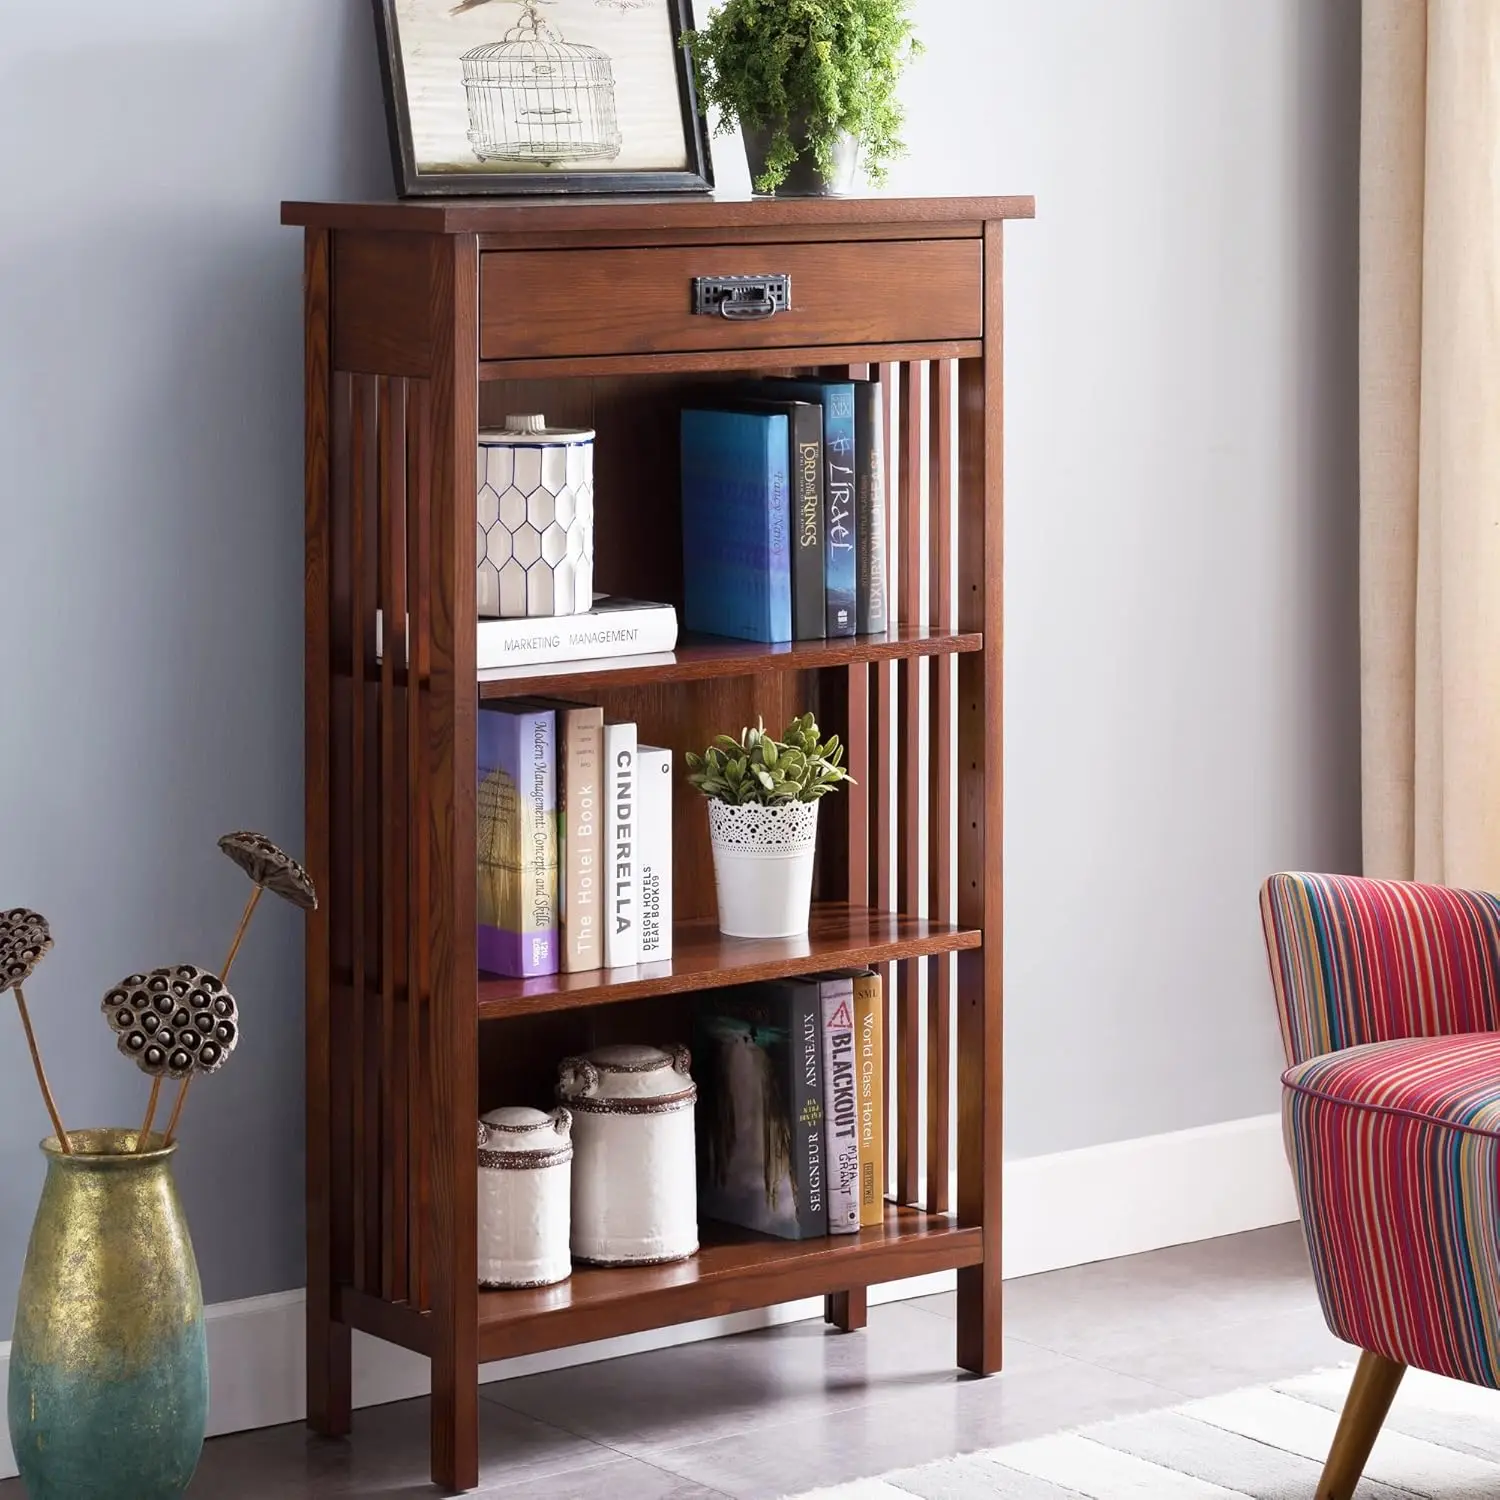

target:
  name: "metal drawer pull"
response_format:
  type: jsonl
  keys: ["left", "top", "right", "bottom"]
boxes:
{"left": 692, "top": 274, "right": 792, "bottom": 320}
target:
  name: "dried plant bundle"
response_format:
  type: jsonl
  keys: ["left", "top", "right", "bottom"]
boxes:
{"left": 217, "top": 831, "right": 318, "bottom": 911}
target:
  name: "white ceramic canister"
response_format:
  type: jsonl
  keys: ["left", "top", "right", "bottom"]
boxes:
{"left": 476, "top": 414, "right": 595, "bottom": 619}
{"left": 477, "top": 1106, "right": 574, "bottom": 1289}
{"left": 558, "top": 1044, "right": 698, "bottom": 1266}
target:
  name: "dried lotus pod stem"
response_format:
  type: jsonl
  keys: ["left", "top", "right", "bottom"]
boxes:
{"left": 136, "top": 1076, "right": 164, "bottom": 1152}
{"left": 162, "top": 1075, "right": 192, "bottom": 1146}
{"left": 162, "top": 912, "right": 255, "bottom": 1144}
{"left": 14, "top": 984, "right": 69, "bottom": 1154}
{"left": 220, "top": 884, "right": 265, "bottom": 986}
{"left": 1, "top": 909, "right": 69, "bottom": 1154}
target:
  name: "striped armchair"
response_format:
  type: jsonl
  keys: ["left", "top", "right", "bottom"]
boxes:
{"left": 1261, "top": 872, "right": 1500, "bottom": 1499}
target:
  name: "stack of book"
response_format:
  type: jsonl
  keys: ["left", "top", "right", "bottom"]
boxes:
{"left": 694, "top": 970, "right": 886, "bottom": 1238}
{"left": 477, "top": 700, "right": 673, "bottom": 979}
{"left": 681, "top": 378, "right": 889, "bottom": 645}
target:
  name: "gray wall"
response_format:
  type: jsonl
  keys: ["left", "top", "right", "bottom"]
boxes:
{"left": 0, "top": 0, "right": 1360, "bottom": 1320}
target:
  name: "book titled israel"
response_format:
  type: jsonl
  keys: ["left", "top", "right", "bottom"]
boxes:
{"left": 767, "top": 380, "right": 858, "bottom": 637}
{"left": 680, "top": 409, "right": 793, "bottom": 643}
{"left": 602, "top": 721, "right": 638, "bottom": 969}
{"left": 476, "top": 702, "right": 557, "bottom": 978}
{"left": 635, "top": 745, "right": 674, "bottom": 963}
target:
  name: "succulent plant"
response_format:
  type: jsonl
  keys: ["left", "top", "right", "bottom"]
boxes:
{"left": 686, "top": 713, "right": 851, "bottom": 805}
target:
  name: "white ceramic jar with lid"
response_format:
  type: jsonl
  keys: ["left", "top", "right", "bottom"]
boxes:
{"left": 558, "top": 1044, "right": 698, "bottom": 1265}
{"left": 476, "top": 413, "right": 595, "bottom": 619}
{"left": 477, "top": 1106, "right": 573, "bottom": 1289}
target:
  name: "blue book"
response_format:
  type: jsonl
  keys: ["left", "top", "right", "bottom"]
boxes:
{"left": 680, "top": 408, "right": 793, "bottom": 644}
{"left": 765, "top": 381, "right": 858, "bottom": 637}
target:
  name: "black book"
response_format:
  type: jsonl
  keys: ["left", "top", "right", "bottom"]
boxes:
{"left": 695, "top": 981, "right": 828, "bottom": 1239}
{"left": 854, "top": 381, "right": 889, "bottom": 635}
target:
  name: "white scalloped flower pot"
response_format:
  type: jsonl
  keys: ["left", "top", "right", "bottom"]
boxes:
{"left": 707, "top": 799, "right": 820, "bottom": 940}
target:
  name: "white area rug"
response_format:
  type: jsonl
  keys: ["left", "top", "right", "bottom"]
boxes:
{"left": 793, "top": 1365, "right": 1500, "bottom": 1498}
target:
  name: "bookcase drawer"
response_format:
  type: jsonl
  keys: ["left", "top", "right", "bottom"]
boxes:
{"left": 479, "top": 239, "right": 982, "bottom": 360}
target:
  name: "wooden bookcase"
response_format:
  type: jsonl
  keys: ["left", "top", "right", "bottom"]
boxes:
{"left": 282, "top": 192, "right": 1032, "bottom": 1492}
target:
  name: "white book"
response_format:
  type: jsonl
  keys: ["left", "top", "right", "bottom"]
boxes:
{"left": 635, "top": 746, "right": 674, "bottom": 964}
{"left": 477, "top": 599, "right": 677, "bottom": 671}
{"left": 377, "top": 597, "right": 678, "bottom": 672}
{"left": 601, "top": 722, "right": 638, "bottom": 969}
{"left": 819, "top": 975, "right": 861, "bottom": 1233}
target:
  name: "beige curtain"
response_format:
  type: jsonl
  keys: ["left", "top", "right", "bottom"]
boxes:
{"left": 1361, "top": 0, "right": 1500, "bottom": 889}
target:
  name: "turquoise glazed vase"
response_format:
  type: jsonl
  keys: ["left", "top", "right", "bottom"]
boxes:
{"left": 7, "top": 1130, "right": 208, "bottom": 1499}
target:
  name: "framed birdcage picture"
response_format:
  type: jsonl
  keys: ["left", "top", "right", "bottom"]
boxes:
{"left": 373, "top": 0, "right": 713, "bottom": 196}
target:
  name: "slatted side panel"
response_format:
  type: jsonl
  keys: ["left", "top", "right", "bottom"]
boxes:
{"left": 844, "top": 359, "right": 961, "bottom": 1212}
{"left": 328, "top": 369, "right": 433, "bottom": 1314}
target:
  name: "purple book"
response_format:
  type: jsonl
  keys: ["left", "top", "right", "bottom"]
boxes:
{"left": 477, "top": 702, "right": 558, "bottom": 978}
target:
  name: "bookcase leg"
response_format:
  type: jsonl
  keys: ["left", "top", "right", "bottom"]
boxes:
{"left": 307, "top": 1314, "right": 352, "bottom": 1437}
{"left": 956, "top": 1265, "right": 1002, "bottom": 1375}
{"left": 826, "top": 1288, "right": 868, "bottom": 1332}
{"left": 430, "top": 1358, "right": 479, "bottom": 1494}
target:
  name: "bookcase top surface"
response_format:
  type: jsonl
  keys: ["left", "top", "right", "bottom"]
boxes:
{"left": 281, "top": 192, "right": 1035, "bottom": 236}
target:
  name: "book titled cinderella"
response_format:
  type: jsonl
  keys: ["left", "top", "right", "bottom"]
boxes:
{"left": 374, "top": 0, "right": 713, "bottom": 195}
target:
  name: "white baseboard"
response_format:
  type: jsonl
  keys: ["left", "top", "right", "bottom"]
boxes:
{"left": 0, "top": 1111, "right": 1295, "bottom": 1480}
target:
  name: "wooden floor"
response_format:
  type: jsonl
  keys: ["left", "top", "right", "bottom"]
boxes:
{"left": 0, "top": 1224, "right": 1344, "bottom": 1499}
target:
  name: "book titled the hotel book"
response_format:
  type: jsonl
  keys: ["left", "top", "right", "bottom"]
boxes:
{"left": 556, "top": 703, "right": 605, "bottom": 974}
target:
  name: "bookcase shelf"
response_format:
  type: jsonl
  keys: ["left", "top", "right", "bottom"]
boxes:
{"left": 475, "top": 1206, "right": 981, "bottom": 1363}
{"left": 289, "top": 191, "right": 1028, "bottom": 1492}
{"left": 477, "top": 905, "right": 981, "bottom": 1019}
{"left": 478, "top": 625, "right": 983, "bottom": 699}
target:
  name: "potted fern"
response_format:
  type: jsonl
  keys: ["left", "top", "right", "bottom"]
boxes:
{"left": 687, "top": 714, "right": 851, "bottom": 938}
{"left": 685, "top": 0, "right": 921, "bottom": 197}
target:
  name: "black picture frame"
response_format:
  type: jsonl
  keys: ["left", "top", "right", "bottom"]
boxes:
{"left": 372, "top": 0, "right": 714, "bottom": 198}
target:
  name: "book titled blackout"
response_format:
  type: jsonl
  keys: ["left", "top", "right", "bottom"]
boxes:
{"left": 766, "top": 380, "right": 858, "bottom": 637}
{"left": 680, "top": 409, "right": 793, "bottom": 644}
{"left": 476, "top": 702, "right": 558, "bottom": 978}
{"left": 696, "top": 982, "right": 829, "bottom": 1240}
{"left": 854, "top": 381, "right": 889, "bottom": 635}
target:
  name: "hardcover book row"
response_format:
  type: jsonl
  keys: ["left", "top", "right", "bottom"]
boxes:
{"left": 683, "top": 376, "right": 889, "bottom": 645}
{"left": 697, "top": 970, "right": 887, "bottom": 1239}
{"left": 478, "top": 699, "right": 669, "bottom": 979}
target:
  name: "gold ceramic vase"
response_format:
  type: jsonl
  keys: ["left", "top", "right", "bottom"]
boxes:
{"left": 7, "top": 1129, "right": 208, "bottom": 1499}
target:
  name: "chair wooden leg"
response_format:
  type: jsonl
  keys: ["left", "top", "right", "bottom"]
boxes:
{"left": 1316, "top": 1349, "right": 1405, "bottom": 1499}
